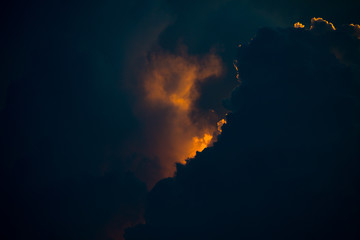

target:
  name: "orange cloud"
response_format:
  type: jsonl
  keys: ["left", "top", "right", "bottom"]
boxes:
{"left": 217, "top": 118, "right": 227, "bottom": 133}
{"left": 350, "top": 23, "right": 360, "bottom": 39}
{"left": 133, "top": 46, "right": 224, "bottom": 187}
{"left": 144, "top": 50, "right": 222, "bottom": 111}
{"left": 310, "top": 17, "right": 336, "bottom": 31}
{"left": 294, "top": 22, "right": 305, "bottom": 29}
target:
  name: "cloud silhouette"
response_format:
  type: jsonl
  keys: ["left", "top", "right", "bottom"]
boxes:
{"left": 125, "top": 19, "right": 360, "bottom": 240}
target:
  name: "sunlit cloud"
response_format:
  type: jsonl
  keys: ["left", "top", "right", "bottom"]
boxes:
{"left": 294, "top": 22, "right": 305, "bottom": 28}
{"left": 310, "top": 17, "right": 336, "bottom": 31}
{"left": 132, "top": 46, "right": 224, "bottom": 185}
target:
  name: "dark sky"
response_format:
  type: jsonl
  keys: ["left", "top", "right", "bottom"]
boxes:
{"left": 1, "top": 1, "right": 360, "bottom": 240}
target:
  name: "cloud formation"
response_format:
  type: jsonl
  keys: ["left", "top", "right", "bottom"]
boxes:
{"left": 310, "top": 17, "right": 336, "bottom": 32}
{"left": 2, "top": 0, "right": 360, "bottom": 239}
{"left": 125, "top": 18, "right": 360, "bottom": 240}
{"left": 129, "top": 47, "right": 224, "bottom": 187}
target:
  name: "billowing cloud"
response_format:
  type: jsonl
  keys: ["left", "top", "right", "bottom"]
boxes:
{"left": 3, "top": 0, "right": 360, "bottom": 239}
{"left": 310, "top": 17, "right": 336, "bottom": 32}
{"left": 128, "top": 46, "right": 224, "bottom": 187}
{"left": 125, "top": 18, "right": 360, "bottom": 240}
{"left": 350, "top": 23, "right": 360, "bottom": 39}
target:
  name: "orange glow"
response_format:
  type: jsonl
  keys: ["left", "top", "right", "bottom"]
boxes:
{"left": 144, "top": 51, "right": 221, "bottom": 112}
{"left": 184, "top": 118, "right": 227, "bottom": 162}
{"left": 187, "top": 133, "right": 214, "bottom": 160}
{"left": 294, "top": 22, "right": 305, "bottom": 28}
{"left": 350, "top": 24, "right": 360, "bottom": 39}
{"left": 310, "top": 17, "right": 336, "bottom": 31}
{"left": 217, "top": 118, "right": 227, "bottom": 133}
{"left": 350, "top": 23, "right": 360, "bottom": 29}
{"left": 233, "top": 60, "right": 240, "bottom": 81}
{"left": 137, "top": 46, "right": 224, "bottom": 181}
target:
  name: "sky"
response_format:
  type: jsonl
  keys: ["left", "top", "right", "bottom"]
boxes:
{"left": 1, "top": 1, "right": 360, "bottom": 240}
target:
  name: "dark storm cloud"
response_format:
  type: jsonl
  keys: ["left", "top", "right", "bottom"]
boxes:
{"left": 2, "top": 0, "right": 360, "bottom": 239}
{"left": 151, "top": 0, "right": 360, "bottom": 116}
{"left": 124, "top": 19, "right": 360, "bottom": 240}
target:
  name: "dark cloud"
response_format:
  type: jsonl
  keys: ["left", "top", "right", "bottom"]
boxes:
{"left": 2, "top": 0, "right": 360, "bottom": 239}
{"left": 125, "top": 19, "right": 360, "bottom": 240}
{"left": 310, "top": 17, "right": 336, "bottom": 33}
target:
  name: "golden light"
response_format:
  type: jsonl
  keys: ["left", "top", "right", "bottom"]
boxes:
{"left": 188, "top": 133, "right": 214, "bottom": 159}
{"left": 350, "top": 24, "right": 360, "bottom": 39}
{"left": 139, "top": 47, "right": 224, "bottom": 178}
{"left": 294, "top": 22, "right": 305, "bottom": 29}
{"left": 310, "top": 17, "right": 336, "bottom": 31}
{"left": 217, "top": 118, "right": 227, "bottom": 133}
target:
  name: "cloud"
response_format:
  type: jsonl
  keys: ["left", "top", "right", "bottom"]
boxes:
{"left": 293, "top": 22, "right": 305, "bottom": 28}
{"left": 350, "top": 23, "right": 360, "bottom": 39}
{"left": 127, "top": 46, "right": 224, "bottom": 187}
{"left": 125, "top": 18, "right": 360, "bottom": 240}
{"left": 310, "top": 17, "right": 336, "bottom": 32}
{"left": 2, "top": 0, "right": 360, "bottom": 239}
